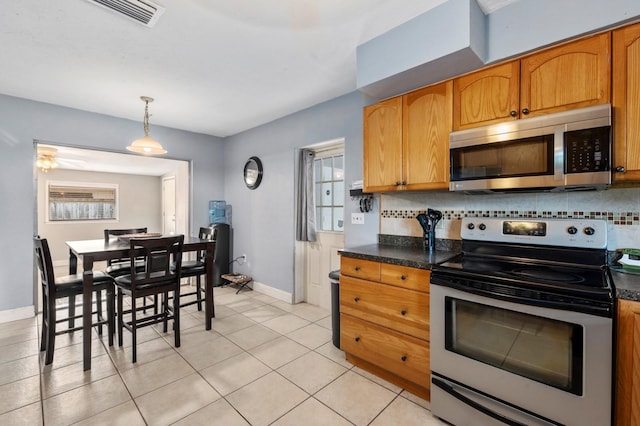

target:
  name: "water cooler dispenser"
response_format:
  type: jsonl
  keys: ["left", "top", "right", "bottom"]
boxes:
{"left": 209, "top": 201, "right": 230, "bottom": 286}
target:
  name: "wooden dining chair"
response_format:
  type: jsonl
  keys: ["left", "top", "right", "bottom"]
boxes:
{"left": 34, "top": 236, "right": 115, "bottom": 365}
{"left": 176, "top": 227, "right": 217, "bottom": 311}
{"left": 103, "top": 227, "right": 148, "bottom": 277}
{"left": 115, "top": 235, "right": 184, "bottom": 363}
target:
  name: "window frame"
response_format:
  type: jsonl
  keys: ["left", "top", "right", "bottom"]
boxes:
{"left": 313, "top": 148, "right": 344, "bottom": 233}
{"left": 45, "top": 180, "right": 119, "bottom": 224}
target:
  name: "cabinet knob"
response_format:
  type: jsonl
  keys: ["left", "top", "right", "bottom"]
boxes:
{"left": 401, "top": 355, "right": 407, "bottom": 362}
{"left": 354, "top": 266, "right": 360, "bottom": 271}
{"left": 395, "top": 181, "right": 401, "bottom": 186}
{"left": 616, "top": 166, "right": 626, "bottom": 173}
{"left": 510, "top": 110, "right": 517, "bottom": 117}
{"left": 402, "top": 181, "right": 407, "bottom": 185}
{"left": 354, "top": 297, "right": 360, "bottom": 302}
{"left": 355, "top": 337, "right": 360, "bottom": 342}
{"left": 401, "top": 310, "right": 407, "bottom": 316}
{"left": 522, "top": 108, "right": 530, "bottom": 115}
{"left": 400, "top": 275, "right": 407, "bottom": 281}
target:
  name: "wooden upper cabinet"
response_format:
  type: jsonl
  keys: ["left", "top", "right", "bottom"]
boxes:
{"left": 613, "top": 22, "right": 640, "bottom": 182}
{"left": 363, "top": 81, "right": 453, "bottom": 192}
{"left": 453, "top": 61, "right": 520, "bottom": 130}
{"left": 363, "top": 97, "right": 403, "bottom": 192}
{"left": 403, "top": 81, "right": 452, "bottom": 190}
{"left": 453, "top": 33, "right": 610, "bottom": 131}
{"left": 521, "top": 32, "right": 611, "bottom": 118}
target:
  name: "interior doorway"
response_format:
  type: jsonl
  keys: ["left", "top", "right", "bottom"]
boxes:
{"left": 162, "top": 176, "right": 176, "bottom": 234}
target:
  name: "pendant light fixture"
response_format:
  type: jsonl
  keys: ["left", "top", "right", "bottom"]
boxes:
{"left": 127, "top": 96, "right": 167, "bottom": 155}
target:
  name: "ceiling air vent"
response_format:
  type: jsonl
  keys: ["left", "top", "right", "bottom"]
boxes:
{"left": 85, "top": 0, "right": 165, "bottom": 27}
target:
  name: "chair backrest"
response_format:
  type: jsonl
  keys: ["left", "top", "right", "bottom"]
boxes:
{"left": 128, "top": 235, "right": 184, "bottom": 291}
{"left": 196, "top": 227, "right": 217, "bottom": 259}
{"left": 104, "top": 227, "right": 148, "bottom": 243}
{"left": 105, "top": 228, "right": 148, "bottom": 266}
{"left": 34, "top": 236, "right": 56, "bottom": 290}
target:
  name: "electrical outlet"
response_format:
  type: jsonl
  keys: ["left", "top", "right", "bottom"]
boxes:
{"left": 241, "top": 254, "right": 247, "bottom": 264}
{"left": 351, "top": 213, "right": 365, "bottom": 225}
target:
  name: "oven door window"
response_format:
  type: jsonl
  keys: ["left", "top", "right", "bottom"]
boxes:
{"left": 450, "top": 135, "right": 554, "bottom": 181}
{"left": 445, "top": 297, "right": 583, "bottom": 395}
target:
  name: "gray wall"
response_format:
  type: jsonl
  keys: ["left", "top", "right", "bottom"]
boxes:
{"left": 0, "top": 94, "right": 225, "bottom": 312}
{"left": 223, "top": 91, "right": 379, "bottom": 294}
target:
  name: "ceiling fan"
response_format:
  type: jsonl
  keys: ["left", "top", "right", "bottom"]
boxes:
{"left": 36, "top": 145, "right": 87, "bottom": 172}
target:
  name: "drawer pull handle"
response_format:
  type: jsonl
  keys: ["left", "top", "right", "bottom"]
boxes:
{"left": 355, "top": 337, "right": 361, "bottom": 342}
{"left": 354, "top": 266, "right": 361, "bottom": 272}
{"left": 400, "top": 275, "right": 407, "bottom": 280}
{"left": 401, "top": 310, "right": 407, "bottom": 316}
{"left": 354, "top": 297, "right": 360, "bottom": 302}
{"left": 401, "top": 355, "right": 407, "bottom": 362}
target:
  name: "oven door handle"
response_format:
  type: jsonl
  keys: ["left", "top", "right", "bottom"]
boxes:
{"left": 432, "top": 377, "right": 528, "bottom": 426}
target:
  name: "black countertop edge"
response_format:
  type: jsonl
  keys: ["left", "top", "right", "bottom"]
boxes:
{"left": 339, "top": 243, "right": 640, "bottom": 302}
{"left": 339, "top": 242, "right": 460, "bottom": 270}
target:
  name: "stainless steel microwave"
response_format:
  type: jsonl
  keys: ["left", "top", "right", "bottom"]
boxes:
{"left": 449, "top": 104, "right": 612, "bottom": 193}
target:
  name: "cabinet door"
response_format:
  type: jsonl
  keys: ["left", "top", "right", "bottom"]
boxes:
{"left": 340, "top": 275, "right": 430, "bottom": 340}
{"left": 616, "top": 299, "right": 640, "bottom": 426}
{"left": 403, "top": 81, "right": 452, "bottom": 190}
{"left": 613, "top": 23, "right": 640, "bottom": 182}
{"left": 341, "top": 314, "right": 430, "bottom": 388}
{"left": 363, "top": 97, "right": 403, "bottom": 192}
{"left": 453, "top": 61, "right": 520, "bottom": 130}
{"left": 520, "top": 33, "right": 611, "bottom": 118}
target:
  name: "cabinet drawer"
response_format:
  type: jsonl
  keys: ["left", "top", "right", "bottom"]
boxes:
{"left": 340, "top": 275, "right": 429, "bottom": 341}
{"left": 341, "top": 313, "right": 430, "bottom": 388}
{"left": 341, "top": 257, "right": 380, "bottom": 281}
{"left": 380, "top": 263, "right": 430, "bottom": 292}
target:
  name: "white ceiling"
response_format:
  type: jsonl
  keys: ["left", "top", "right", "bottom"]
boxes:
{"left": 1, "top": 0, "right": 516, "bottom": 141}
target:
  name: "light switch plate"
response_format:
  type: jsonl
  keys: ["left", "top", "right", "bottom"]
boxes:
{"left": 351, "top": 213, "right": 364, "bottom": 225}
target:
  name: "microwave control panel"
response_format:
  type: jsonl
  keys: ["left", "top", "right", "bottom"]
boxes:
{"left": 565, "top": 126, "right": 610, "bottom": 173}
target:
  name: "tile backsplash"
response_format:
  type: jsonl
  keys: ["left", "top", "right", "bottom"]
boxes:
{"left": 380, "top": 188, "right": 640, "bottom": 250}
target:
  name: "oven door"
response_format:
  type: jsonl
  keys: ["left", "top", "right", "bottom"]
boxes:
{"left": 430, "top": 283, "right": 612, "bottom": 426}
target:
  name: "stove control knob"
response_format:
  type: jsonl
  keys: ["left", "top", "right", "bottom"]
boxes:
{"left": 567, "top": 226, "right": 578, "bottom": 235}
{"left": 467, "top": 223, "right": 475, "bottom": 230}
{"left": 584, "top": 227, "right": 596, "bottom": 236}
{"left": 479, "top": 223, "right": 486, "bottom": 231}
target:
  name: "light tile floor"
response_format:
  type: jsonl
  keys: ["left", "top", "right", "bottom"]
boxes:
{"left": 0, "top": 285, "right": 447, "bottom": 425}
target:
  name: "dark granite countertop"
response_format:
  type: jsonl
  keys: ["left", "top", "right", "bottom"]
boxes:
{"left": 611, "top": 268, "right": 640, "bottom": 302}
{"left": 339, "top": 244, "right": 459, "bottom": 270}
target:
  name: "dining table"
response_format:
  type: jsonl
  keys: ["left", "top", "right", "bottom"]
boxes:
{"left": 66, "top": 235, "right": 216, "bottom": 370}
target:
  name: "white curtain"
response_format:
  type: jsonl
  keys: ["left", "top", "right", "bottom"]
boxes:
{"left": 295, "top": 149, "right": 316, "bottom": 242}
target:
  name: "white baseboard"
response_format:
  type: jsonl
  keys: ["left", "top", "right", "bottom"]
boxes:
{"left": 252, "top": 281, "right": 293, "bottom": 304}
{"left": 0, "top": 306, "right": 35, "bottom": 324}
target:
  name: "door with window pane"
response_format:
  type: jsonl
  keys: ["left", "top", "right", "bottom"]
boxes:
{"left": 305, "top": 150, "right": 344, "bottom": 309}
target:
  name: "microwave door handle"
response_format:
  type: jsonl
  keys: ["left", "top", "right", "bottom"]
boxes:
{"left": 431, "top": 377, "right": 529, "bottom": 426}
{"left": 554, "top": 127, "right": 564, "bottom": 181}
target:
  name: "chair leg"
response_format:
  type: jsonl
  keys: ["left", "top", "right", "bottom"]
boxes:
{"left": 162, "top": 292, "right": 169, "bottom": 333}
{"left": 96, "top": 290, "right": 103, "bottom": 336}
{"left": 68, "top": 295, "right": 76, "bottom": 329}
{"left": 173, "top": 288, "right": 180, "bottom": 348}
{"left": 196, "top": 275, "right": 202, "bottom": 311}
{"left": 117, "top": 290, "right": 124, "bottom": 347}
{"left": 131, "top": 296, "right": 137, "bottom": 363}
{"left": 45, "top": 296, "right": 56, "bottom": 365}
{"left": 107, "top": 286, "right": 115, "bottom": 347}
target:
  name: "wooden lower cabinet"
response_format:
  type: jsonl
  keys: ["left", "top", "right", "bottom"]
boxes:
{"left": 616, "top": 299, "right": 640, "bottom": 426}
{"left": 340, "top": 258, "right": 431, "bottom": 399}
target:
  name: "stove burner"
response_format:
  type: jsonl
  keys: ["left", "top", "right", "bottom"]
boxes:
{"left": 509, "top": 269, "right": 586, "bottom": 284}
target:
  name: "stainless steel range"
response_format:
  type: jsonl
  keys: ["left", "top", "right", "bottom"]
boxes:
{"left": 430, "top": 217, "right": 614, "bottom": 426}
